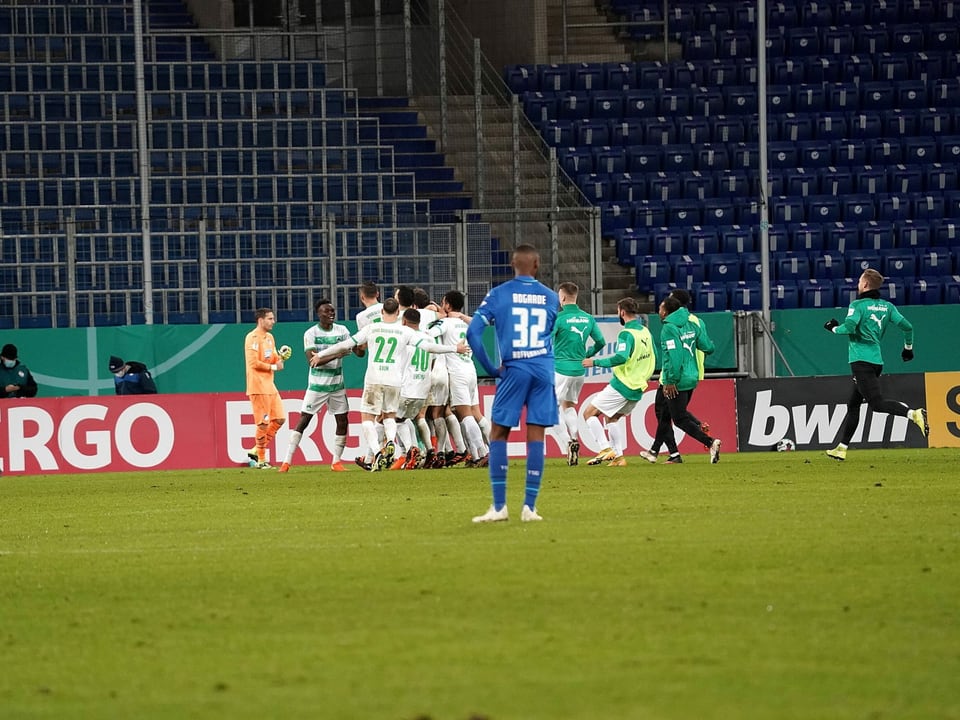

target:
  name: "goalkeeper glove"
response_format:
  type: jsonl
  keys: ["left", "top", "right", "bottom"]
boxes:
{"left": 823, "top": 319, "right": 839, "bottom": 332}
{"left": 278, "top": 345, "right": 293, "bottom": 361}
{"left": 901, "top": 346, "right": 914, "bottom": 361}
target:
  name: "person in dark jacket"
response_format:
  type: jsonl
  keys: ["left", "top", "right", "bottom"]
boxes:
{"left": 1, "top": 344, "right": 37, "bottom": 398}
{"left": 109, "top": 356, "right": 158, "bottom": 395}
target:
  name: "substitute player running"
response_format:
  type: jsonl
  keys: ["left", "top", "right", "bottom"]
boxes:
{"left": 467, "top": 244, "right": 560, "bottom": 523}
{"left": 823, "top": 268, "right": 928, "bottom": 461}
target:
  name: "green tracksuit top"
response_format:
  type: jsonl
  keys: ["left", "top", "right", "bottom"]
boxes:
{"left": 593, "top": 319, "right": 655, "bottom": 401}
{"left": 660, "top": 306, "right": 715, "bottom": 392}
{"left": 832, "top": 290, "right": 914, "bottom": 365}
{"left": 552, "top": 303, "right": 605, "bottom": 376}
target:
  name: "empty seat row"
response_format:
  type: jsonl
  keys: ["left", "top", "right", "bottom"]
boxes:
{"left": 680, "top": 23, "right": 959, "bottom": 61}
{"left": 609, "top": 0, "right": 959, "bottom": 33}
{"left": 614, "top": 220, "right": 948, "bottom": 264}
{"left": 508, "top": 52, "right": 960, "bottom": 94}
{"left": 0, "top": 5, "right": 133, "bottom": 36}
{"left": 560, "top": 138, "right": 960, "bottom": 176}
{"left": 645, "top": 275, "right": 960, "bottom": 311}
{"left": 635, "top": 248, "right": 960, "bottom": 289}
{"left": 576, "top": 165, "right": 960, "bottom": 204}
{"left": 599, "top": 192, "right": 960, "bottom": 233}
{"left": 524, "top": 79, "right": 960, "bottom": 123}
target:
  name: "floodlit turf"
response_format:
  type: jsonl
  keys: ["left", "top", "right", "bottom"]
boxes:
{"left": 1, "top": 449, "right": 959, "bottom": 720}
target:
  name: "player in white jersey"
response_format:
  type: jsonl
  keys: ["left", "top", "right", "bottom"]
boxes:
{"left": 312, "top": 298, "right": 468, "bottom": 471}
{"left": 388, "top": 308, "right": 437, "bottom": 469}
{"left": 279, "top": 299, "right": 352, "bottom": 473}
{"left": 434, "top": 290, "right": 490, "bottom": 466}
{"left": 352, "top": 280, "right": 383, "bottom": 468}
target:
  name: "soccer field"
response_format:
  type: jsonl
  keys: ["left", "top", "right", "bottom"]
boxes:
{"left": 1, "top": 449, "right": 958, "bottom": 720}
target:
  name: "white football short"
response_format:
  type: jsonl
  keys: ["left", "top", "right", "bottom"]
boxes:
{"left": 586, "top": 383, "right": 637, "bottom": 419}
{"left": 554, "top": 372, "right": 586, "bottom": 405}
{"left": 360, "top": 383, "right": 401, "bottom": 415}
{"left": 301, "top": 388, "right": 349, "bottom": 416}
{"left": 397, "top": 395, "right": 428, "bottom": 420}
{"left": 447, "top": 371, "right": 479, "bottom": 407}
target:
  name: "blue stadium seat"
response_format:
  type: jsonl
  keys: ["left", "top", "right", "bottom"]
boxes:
{"left": 681, "top": 171, "right": 713, "bottom": 199}
{"left": 800, "top": 279, "right": 837, "bottom": 308}
{"left": 880, "top": 278, "right": 909, "bottom": 304}
{"left": 938, "top": 136, "right": 960, "bottom": 163}
{"left": 768, "top": 3, "right": 799, "bottom": 26}
{"left": 770, "top": 282, "right": 801, "bottom": 309}
{"left": 692, "top": 87, "right": 725, "bottom": 116}
{"left": 880, "top": 248, "right": 918, "bottom": 277}
{"left": 662, "top": 144, "right": 696, "bottom": 171}
{"left": 848, "top": 111, "right": 883, "bottom": 139}
{"left": 608, "top": 118, "right": 646, "bottom": 145}
{"left": 706, "top": 60, "right": 739, "bottom": 86}
{"left": 696, "top": 144, "right": 730, "bottom": 171}
{"left": 626, "top": 145, "right": 661, "bottom": 172}
{"left": 832, "top": 140, "right": 868, "bottom": 166}
{"left": 861, "top": 221, "right": 896, "bottom": 250}
{"left": 623, "top": 89, "right": 659, "bottom": 117}
{"left": 925, "top": 23, "right": 960, "bottom": 52}
{"left": 773, "top": 59, "right": 806, "bottom": 84}
{"left": 883, "top": 109, "right": 918, "bottom": 139}
{"left": 695, "top": 282, "right": 729, "bottom": 311}
{"left": 825, "top": 222, "right": 862, "bottom": 252}
{"left": 559, "top": 146, "right": 594, "bottom": 176}
{"left": 707, "top": 253, "right": 742, "bottom": 282}
{"left": 523, "top": 92, "right": 556, "bottom": 124}
{"left": 946, "top": 276, "right": 960, "bottom": 304}
{"left": 651, "top": 226, "right": 686, "bottom": 255}
{"left": 685, "top": 226, "right": 720, "bottom": 255}
{"left": 821, "top": 26, "right": 854, "bottom": 55}
{"left": 504, "top": 64, "right": 538, "bottom": 93}
{"left": 896, "top": 219, "right": 932, "bottom": 248}
{"left": 719, "top": 225, "right": 755, "bottom": 253}
{"left": 843, "top": 195, "right": 877, "bottom": 222}
{"left": 861, "top": 81, "right": 896, "bottom": 110}
{"left": 799, "top": 140, "right": 833, "bottom": 167}
{"left": 631, "top": 200, "right": 667, "bottom": 228}
{"left": 672, "top": 255, "right": 707, "bottom": 287}
{"left": 667, "top": 199, "right": 703, "bottom": 226}
{"left": 578, "top": 117, "right": 613, "bottom": 147}
{"left": 846, "top": 249, "right": 882, "bottom": 276}
{"left": 578, "top": 173, "right": 612, "bottom": 203}
{"left": 917, "top": 108, "right": 953, "bottom": 136}
{"left": 635, "top": 254, "right": 672, "bottom": 290}
{"left": 932, "top": 79, "right": 960, "bottom": 107}
{"left": 593, "top": 145, "right": 627, "bottom": 174}
{"left": 768, "top": 141, "right": 799, "bottom": 169}
{"left": 807, "top": 195, "right": 842, "bottom": 222}
{"left": 912, "top": 193, "right": 946, "bottom": 222}
{"left": 729, "top": 281, "right": 764, "bottom": 310}
{"left": 932, "top": 220, "right": 960, "bottom": 245}
{"left": 819, "top": 166, "right": 855, "bottom": 194}
{"left": 714, "top": 170, "right": 749, "bottom": 197}
{"left": 876, "top": 53, "right": 910, "bottom": 82}
{"left": 794, "top": 83, "right": 827, "bottom": 112}
{"left": 813, "top": 250, "right": 848, "bottom": 279}
{"left": 907, "top": 277, "right": 943, "bottom": 305}
{"left": 787, "top": 28, "right": 820, "bottom": 56}
{"left": 636, "top": 61, "right": 670, "bottom": 89}
{"left": 671, "top": 61, "right": 701, "bottom": 88}
{"left": 658, "top": 88, "right": 692, "bottom": 115}
{"left": 870, "top": 139, "right": 904, "bottom": 165}
{"left": 600, "top": 202, "right": 632, "bottom": 235}
{"left": 773, "top": 196, "right": 805, "bottom": 224}
{"left": 677, "top": 116, "right": 711, "bottom": 144}
{"left": 557, "top": 91, "right": 592, "bottom": 119}
{"left": 648, "top": 172, "right": 683, "bottom": 202}
{"left": 740, "top": 252, "right": 764, "bottom": 283}
{"left": 645, "top": 117, "right": 677, "bottom": 145}
{"left": 780, "top": 113, "right": 814, "bottom": 142}
{"left": 790, "top": 223, "right": 824, "bottom": 251}
{"left": 896, "top": 80, "right": 928, "bottom": 109}
{"left": 573, "top": 63, "right": 605, "bottom": 92}
{"left": 613, "top": 173, "right": 647, "bottom": 202}
{"left": 946, "top": 191, "right": 960, "bottom": 218}
{"left": 816, "top": 112, "right": 850, "bottom": 141}
{"left": 683, "top": 33, "right": 717, "bottom": 61}
{"left": 925, "top": 164, "right": 958, "bottom": 192}
{"left": 614, "top": 228, "right": 652, "bottom": 264}
{"left": 603, "top": 62, "right": 637, "bottom": 91}
{"left": 541, "top": 119, "right": 574, "bottom": 147}
{"left": 701, "top": 199, "right": 737, "bottom": 225}
{"left": 877, "top": 194, "right": 913, "bottom": 221}
{"left": 856, "top": 166, "right": 889, "bottom": 195}
{"left": 590, "top": 91, "right": 625, "bottom": 119}
{"left": 889, "top": 25, "right": 925, "bottom": 54}
{"left": 711, "top": 115, "right": 745, "bottom": 143}
{"left": 776, "top": 252, "right": 812, "bottom": 282}
{"left": 539, "top": 64, "right": 571, "bottom": 92}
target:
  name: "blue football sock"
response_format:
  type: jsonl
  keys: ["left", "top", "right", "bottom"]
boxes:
{"left": 489, "top": 440, "right": 508, "bottom": 510}
{"left": 524, "top": 441, "right": 544, "bottom": 509}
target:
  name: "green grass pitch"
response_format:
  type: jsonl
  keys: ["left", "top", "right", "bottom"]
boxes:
{"left": 2, "top": 449, "right": 958, "bottom": 720}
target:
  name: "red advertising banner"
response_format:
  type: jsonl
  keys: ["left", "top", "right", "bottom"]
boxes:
{"left": 0, "top": 379, "right": 738, "bottom": 476}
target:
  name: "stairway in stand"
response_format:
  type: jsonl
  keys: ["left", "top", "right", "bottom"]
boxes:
{"left": 357, "top": 96, "right": 473, "bottom": 221}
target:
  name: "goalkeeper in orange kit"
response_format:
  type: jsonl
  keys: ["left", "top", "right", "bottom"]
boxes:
{"left": 244, "top": 307, "right": 291, "bottom": 469}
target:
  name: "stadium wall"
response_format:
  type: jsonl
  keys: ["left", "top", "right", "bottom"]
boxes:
{"left": 3, "top": 372, "right": 957, "bottom": 476}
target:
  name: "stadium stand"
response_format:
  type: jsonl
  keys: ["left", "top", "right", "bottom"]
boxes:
{"left": 0, "top": 0, "right": 473, "bottom": 328}
{"left": 511, "top": 0, "right": 960, "bottom": 308}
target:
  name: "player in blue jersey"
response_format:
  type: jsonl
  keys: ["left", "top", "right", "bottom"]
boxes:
{"left": 466, "top": 244, "right": 560, "bottom": 523}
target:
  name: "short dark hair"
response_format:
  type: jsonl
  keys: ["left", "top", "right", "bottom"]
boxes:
{"left": 359, "top": 281, "right": 379, "bottom": 299}
{"left": 403, "top": 308, "right": 421, "bottom": 325}
{"left": 314, "top": 298, "right": 333, "bottom": 312}
{"left": 255, "top": 307, "right": 274, "bottom": 320}
{"left": 661, "top": 296, "right": 682, "bottom": 314}
{"left": 669, "top": 288, "right": 692, "bottom": 308}
{"left": 617, "top": 297, "right": 639, "bottom": 315}
{"left": 443, "top": 290, "right": 465, "bottom": 312}
{"left": 382, "top": 297, "right": 400, "bottom": 315}
{"left": 412, "top": 287, "right": 431, "bottom": 309}
{"left": 558, "top": 282, "right": 579, "bottom": 296}
{"left": 395, "top": 286, "right": 415, "bottom": 307}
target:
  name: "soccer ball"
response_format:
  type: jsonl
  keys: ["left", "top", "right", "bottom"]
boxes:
{"left": 278, "top": 344, "right": 293, "bottom": 360}
{"left": 776, "top": 438, "right": 796, "bottom": 452}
